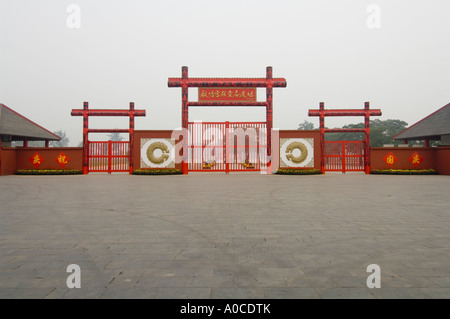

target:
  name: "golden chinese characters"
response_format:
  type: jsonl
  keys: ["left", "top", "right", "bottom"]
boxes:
{"left": 199, "top": 88, "right": 256, "bottom": 101}
{"left": 57, "top": 154, "right": 68, "bottom": 164}
{"left": 33, "top": 155, "right": 41, "bottom": 164}
{"left": 386, "top": 155, "right": 394, "bottom": 165}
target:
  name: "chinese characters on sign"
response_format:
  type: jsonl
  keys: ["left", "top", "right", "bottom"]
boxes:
{"left": 409, "top": 152, "right": 423, "bottom": 167}
{"left": 383, "top": 152, "right": 398, "bottom": 167}
{"left": 198, "top": 88, "right": 257, "bottom": 102}
{"left": 55, "top": 152, "right": 70, "bottom": 168}
{"left": 29, "top": 153, "right": 44, "bottom": 168}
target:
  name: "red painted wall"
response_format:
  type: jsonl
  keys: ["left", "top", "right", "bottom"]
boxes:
{"left": 0, "top": 148, "right": 17, "bottom": 175}
{"left": 15, "top": 147, "right": 82, "bottom": 171}
{"left": 371, "top": 147, "right": 436, "bottom": 170}
{"left": 436, "top": 146, "right": 450, "bottom": 175}
{"left": 133, "top": 130, "right": 182, "bottom": 170}
{"left": 1, "top": 147, "right": 82, "bottom": 175}
{"left": 277, "top": 130, "right": 322, "bottom": 170}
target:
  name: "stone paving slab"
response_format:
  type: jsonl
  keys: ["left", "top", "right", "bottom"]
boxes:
{"left": 0, "top": 173, "right": 449, "bottom": 298}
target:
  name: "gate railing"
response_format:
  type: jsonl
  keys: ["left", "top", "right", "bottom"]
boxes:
{"left": 188, "top": 121, "right": 267, "bottom": 173}
{"left": 88, "top": 140, "right": 130, "bottom": 173}
{"left": 325, "top": 141, "right": 364, "bottom": 173}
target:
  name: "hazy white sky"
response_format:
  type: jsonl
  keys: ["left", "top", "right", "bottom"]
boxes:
{"left": 1, "top": 0, "right": 449, "bottom": 145}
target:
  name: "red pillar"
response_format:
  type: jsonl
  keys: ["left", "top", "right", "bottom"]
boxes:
{"left": 83, "top": 102, "right": 89, "bottom": 174}
{"left": 45, "top": 140, "right": 49, "bottom": 148}
{"left": 181, "top": 66, "right": 189, "bottom": 174}
{"left": 225, "top": 121, "right": 230, "bottom": 174}
{"left": 319, "top": 102, "right": 325, "bottom": 174}
{"left": 129, "top": 102, "right": 135, "bottom": 174}
{"left": 23, "top": 139, "right": 28, "bottom": 148}
{"left": 342, "top": 141, "right": 346, "bottom": 174}
{"left": 424, "top": 138, "right": 429, "bottom": 147}
{"left": 364, "top": 102, "right": 371, "bottom": 174}
{"left": 108, "top": 140, "right": 112, "bottom": 174}
{"left": 266, "top": 67, "right": 273, "bottom": 171}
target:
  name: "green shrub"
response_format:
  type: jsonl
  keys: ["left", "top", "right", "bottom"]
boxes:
{"left": 16, "top": 169, "right": 83, "bottom": 175}
{"left": 275, "top": 168, "right": 322, "bottom": 175}
{"left": 132, "top": 169, "right": 182, "bottom": 175}
{"left": 370, "top": 169, "right": 438, "bottom": 175}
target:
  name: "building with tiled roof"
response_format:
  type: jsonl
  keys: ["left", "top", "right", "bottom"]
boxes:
{"left": 393, "top": 103, "right": 450, "bottom": 146}
{"left": 0, "top": 104, "right": 60, "bottom": 147}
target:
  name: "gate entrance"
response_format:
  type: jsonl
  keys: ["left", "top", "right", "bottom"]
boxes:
{"left": 324, "top": 141, "right": 365, "bottom": 172}
{"left": 188, "top": 121, "right": 267, "bottom": 172}
{"left": 309, "top": 102, "right": 382, "bottom": 174}
{"left": 88, "top": 141, "right": 130, "bottom": 173}
{"left": 168, "top": 66, "right": 287, "bottom": 174}
{"left": 71, "top": 102, "right": 146, "bottom": 174}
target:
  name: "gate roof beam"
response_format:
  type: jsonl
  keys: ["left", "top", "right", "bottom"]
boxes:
{"left": 87, "top": 129, "right": 131, "bottom": 133}
{"left": 71, "top": 110, "right": 146, "bottom": 117}
{"left": 168, "top": 78, "right": 287, "bottom": 88}
{"left": 187, "top": 101, "right": 268, "bottom": 107}
{"left": 325, "top": 128, "right": 366, "bottom": 133}
{"left": 308, "top": 109, "right": 382, "bottom": 117}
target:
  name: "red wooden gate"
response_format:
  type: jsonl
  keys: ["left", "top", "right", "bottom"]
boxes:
{"left": 88, "top": 141, "right": 130, "bottom": 173}
{"left": 309, "top": 102, "right": 381, "bottom": 174}
{"left": 71, "top": 102, "right": 146, "bottom": 174}
{"left": 324, "top": 141, "right": 365, "bottom": 172}
{"left": 188, "top": 122, "right": 267, "bottom": 172}
{"left": 169, "top": 66, "right": 287, "bottom": 174}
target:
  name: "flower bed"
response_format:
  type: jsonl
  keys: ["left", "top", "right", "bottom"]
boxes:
{"left": 275, "top": 168, "right": 322, "bottom": 175}
{"left": 202, "top": 162, "right": 216, "bottom": 169}
{"left": 241, "top": 162, "right": 255, "bottom": 169}
{"left": 370, "top": 169, "right": 438, "bottom": 175}
{"left": 132, "top": 169, "right": 182, "bottom": 175}
{"left": 15, "top": 169, "right": 83, "bottom": 175}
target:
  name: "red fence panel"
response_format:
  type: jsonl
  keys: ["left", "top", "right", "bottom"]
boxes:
{"left": 110, "top": 141, "right": 130, "bottom": 172}
{"left": 344, "top": 141, "right": 365, "bottom": 172}
{"left": 88, "top": 141, "right": 129, "bottom": 173}
{"left": 88, "top": 141, "right": 108, "bottom": 172}
{"left": 228, "top": 122, "right": 267, "bottom": 172}
{"left": 188, "top": 122, "right": 267, "bottom": 172}
{"left": 324, "top": 141, "right": 343, "bottom": 172}
{"left": 324, "top": 141, "right": 364, "bottom": 172}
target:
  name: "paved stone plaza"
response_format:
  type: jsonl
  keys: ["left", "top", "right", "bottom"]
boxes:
{"left": 0, "top": 173, "right": 449, "bottom": 299}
